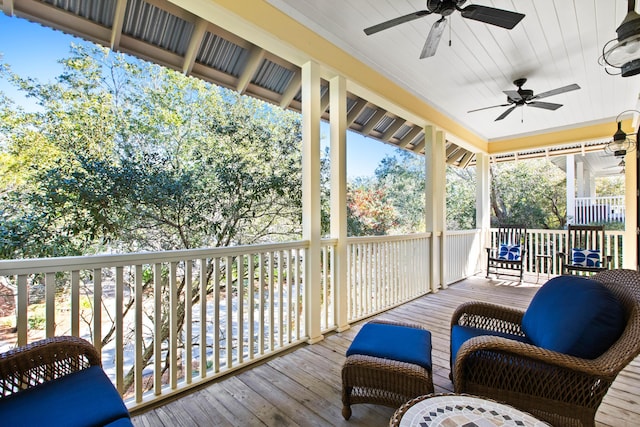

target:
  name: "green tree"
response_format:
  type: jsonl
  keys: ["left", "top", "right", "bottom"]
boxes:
{"left": 0, "top": 44, "right": 302, "bottom": 393}
{"left": 489, "top": 160, "right": 566, "bottom": 229}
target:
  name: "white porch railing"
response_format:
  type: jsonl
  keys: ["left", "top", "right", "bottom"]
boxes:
{"left": 490, "top": 228, "right": 625, "bottom": 275}
{"left": 346, "top": 233, "right": 431, "bottom": 323}
{"left": 574, "top": 196, "right": 625, "bottom": 224}
{"left": 0, "top": 229, "right": 536, "bottom": 411}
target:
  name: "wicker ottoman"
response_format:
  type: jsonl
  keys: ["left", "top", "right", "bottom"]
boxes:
{"left": 341, "top": 320, "right": 434, "bottom": 420}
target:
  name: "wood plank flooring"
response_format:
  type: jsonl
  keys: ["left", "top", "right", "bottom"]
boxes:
{"left": 131, "top": 275, "right": 640, "bottom": 426}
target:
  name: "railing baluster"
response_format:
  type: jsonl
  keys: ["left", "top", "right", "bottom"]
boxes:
{"left": 153, "top": 263, "right": 162, "bottom": 396}
{"left": 237, "top": 255, "right": 244, "bottom": 364}
{"left": 278, "top": 250, "right": 284, "bottom": 348}
{"left": 134, "top": 264, "right": 143, "bottom": 403}
{"left": 115, "top": 266, "right": 124, "bottom": 395}
{"left": 45, "top": 272, "right": 55, "bottom": 339}
{"left": 225, "top": 256, "right": 233, "bottom": 369}
{"left": 16, "top": 274, "right": 28, "bottom": 347}
{"left": 71, "top": 270, "right": 80, "bottom": 337}
{"left": 169, "top": 261, "right": 178, "bottom": 389}
{"left": 185, "top": 260, "right": 193, "bottom": 384}
{"left": 213, "top": 257, "right": 221, "bottom": 373}
{"left": 258, "top": 252, "right": 265, "bottom": 355}
{"left": 93, "top": 269, "right": 102, "bottom": 353}
{"left": 199, "top": 258, "right": 207, "bottom": 378}
{"left": 248, "top": 254, "right": 255, "bottom": 359}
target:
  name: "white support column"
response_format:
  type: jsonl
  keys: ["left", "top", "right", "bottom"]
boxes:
{"left": 424, "top": 126, "right": 447, "bottom": 292}
{"left": 566, "top": 154, "right": 576, "bottom": 225}
{"left": 301, "top": 61, "right": 323, "bottom": 344}
{"left": 624, "top": 150, "right": 638, "bottom": 270}
{"left": 476, "top": 153, "right": 491, "bottom": 273}
{"left": 576, "top": 158, "right": 585, "bottom": 197}
{"left": 329, "top": 75, "right": 349, "bottom": 332}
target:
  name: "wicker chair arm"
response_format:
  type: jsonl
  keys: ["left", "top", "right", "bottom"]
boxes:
{"left": 451, "top": 301, "right": 525, "bottom": 336}
{"left": 453, "top": 335, "right": 615, "bottom": 391}
{"left": 0, "top": 336, "right": 101, "bottom": 397}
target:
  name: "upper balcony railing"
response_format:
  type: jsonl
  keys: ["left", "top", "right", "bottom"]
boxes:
{"left": 574, "top": 196, "right": 625, "bottom": 224}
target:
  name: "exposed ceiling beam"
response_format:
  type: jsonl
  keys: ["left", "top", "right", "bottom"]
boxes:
{"left": 459, "top": 151, "right": 474, "bottom": 168}
{"left": 412, "top": 135, "right": 426, "bottom": 152}
{"left": 321, "top": 91, "right": 330, "bottom": 113}
{"left": 360, "top": 109, "right": 387, "bottom": 135}
{"left": 110, "top": 0, "right": 127, "bottom": 51}
{"left": 2, "top": 0, "right": 14, "bottom": 16}
{"left": 279, "top": 69, "right": 301, "bottom": 109}
{"left": 346, "top": 99, "right": 368, "bottom": 126}
{"left": 182, "top": 19, "right": 208, "bottom": 75}
{"left": 381, "top": 118, "right": 406, "bottom": 141}
{"left": 398, "top": 126, "right": 422, "bottom": 148}
{"left": 236, "top": 45, "right": 265, "bottom": 94}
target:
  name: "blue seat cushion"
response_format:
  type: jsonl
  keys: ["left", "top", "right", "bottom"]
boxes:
{"left": 346, "top": 322, "right": 432, "bottom": 370}
{"left": 451, "top": 325, "right": 532, "bottom": 365}
{"left": 0, "top": 365, "right": 132, "bottom": 427}
{"left": 522, "top": 275, "right": 626, "bottom": 359}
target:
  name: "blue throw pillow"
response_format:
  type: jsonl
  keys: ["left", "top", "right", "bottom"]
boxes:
{"left": 522, "top": 276, "right": 625, "bottom": 359}
{"left": 572, "top": 248, "right": 601, "bottom": 267}
{"left": 498, "top": 244, "right": 521, "bottom": 261}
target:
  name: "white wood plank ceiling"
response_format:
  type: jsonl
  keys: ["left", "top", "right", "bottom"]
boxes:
{"left": 267, "top": 0, "right": 640, "bottom": 143}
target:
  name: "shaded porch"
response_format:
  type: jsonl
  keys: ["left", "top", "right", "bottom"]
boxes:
{"left": 130, "top": 275, "right": 640, "bottom": 427}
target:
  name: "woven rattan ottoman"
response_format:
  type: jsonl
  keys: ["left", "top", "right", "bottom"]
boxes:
{"left": 341, "top": 320, "right": 434, "bottom": 420}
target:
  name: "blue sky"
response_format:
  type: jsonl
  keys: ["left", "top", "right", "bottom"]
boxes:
{"left": 0, "top": 13, "right": 400, "bottom": 178}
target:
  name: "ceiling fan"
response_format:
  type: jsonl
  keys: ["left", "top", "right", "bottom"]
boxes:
{"left": 363, "top": 0, "right": 525, "bottom": 58}
{"left": 467, "top": 78, "right": 581, "bottom": 121}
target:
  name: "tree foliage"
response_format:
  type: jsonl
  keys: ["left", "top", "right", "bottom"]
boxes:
{"left": 489, "top": 160, "right": 566, "bottom": 229}
{"left": 0, "top": 44, "right": 302, "bottom": 258}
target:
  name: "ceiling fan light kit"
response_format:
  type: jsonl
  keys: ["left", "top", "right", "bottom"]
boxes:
{"left": 601, "top": 0, "right": 640, "bottom": 77}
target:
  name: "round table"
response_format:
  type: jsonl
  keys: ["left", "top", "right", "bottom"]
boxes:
{"left": 390, "top": 394, "right": 549, "bottom": 427}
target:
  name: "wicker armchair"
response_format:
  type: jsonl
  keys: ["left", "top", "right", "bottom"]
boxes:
{"left": 0, "top": 336, "right": 132, "bottom": 426}
{"left": 450, "top": 269, "right": 640, "bottom": 427}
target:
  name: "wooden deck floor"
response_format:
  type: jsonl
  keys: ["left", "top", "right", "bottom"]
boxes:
{"left": 131, "top": 275, "right": 640, "bottom": 426}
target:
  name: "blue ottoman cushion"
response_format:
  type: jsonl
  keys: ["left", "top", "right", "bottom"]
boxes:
{"left": 0, "top": 365, "right": 132, "bottom": 427}
{"left": 522, "top": 275, "right": 626, "bottom": 359}
{"left": 451, "top": 325, "right": 532, "bottom": 365}
{"left": 346, "top": 322, "right": 432, "bottom": 370}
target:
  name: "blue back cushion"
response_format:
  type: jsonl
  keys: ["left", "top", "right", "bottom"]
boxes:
{"left": 498, "top": 244, "right": 521, "bottom": 261}
{"left": 522, "top": 276, "right": 626, "bottom": 359}
{"left": 0, "top": 365, "right": 132, "bottom": 427}
{"left": 346, "top": 322, "right": 432, "bottom": 369}
{"left": 572, "top": 248, "right": 601, "bottom": 267}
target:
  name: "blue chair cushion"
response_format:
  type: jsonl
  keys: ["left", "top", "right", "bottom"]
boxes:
{"left": 572, "top": 248, "right": 601, "bottom": 267}
{"left": 522, "top": 275, "right": 626, "bottom": 359}
{"left": 498, "top": 244, "right": 521, "bottom": 261}
{"left": 450, "top": 325, "right": 532, "bottom": 365}
{"left": 346, "top": 322, "right": 432, "bottom": 370}
{"left": 0, "top": 365, "right": 132, "bottom": 427}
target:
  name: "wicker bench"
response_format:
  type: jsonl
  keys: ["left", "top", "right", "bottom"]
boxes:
{"left": 341, "top": 320, "right": 434, "bottom": 420}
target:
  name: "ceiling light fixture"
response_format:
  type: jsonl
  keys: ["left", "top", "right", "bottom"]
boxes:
{"left": 605, "top": 110, "right": 639, "bottom": 157}
{"left": 600, "top": 0, "right": 640, "bottom": 77}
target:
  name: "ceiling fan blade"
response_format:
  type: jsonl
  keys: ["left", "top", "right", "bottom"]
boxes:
{"left": 527, "top": 101, "right": 563, "bottom": 110}
{"left": 495, "top": 106, "right": 517, "bottom": 121}
{"left": 420, "top": 17, "right": 447, "bottom": 58}
{"left": 532, "top": 83, "right": 581, "bottom": 100}
{"left": 467, "top": 103, "right": 511, "bottom": 113}
{"left": 503, "top": 90, "right": 523, "bottom": 102}
{"left": 364, "top": 10, "right": 431, "bottom": 35}
{"left": 460, "top": 5, "right": 525, "bottom": 30}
